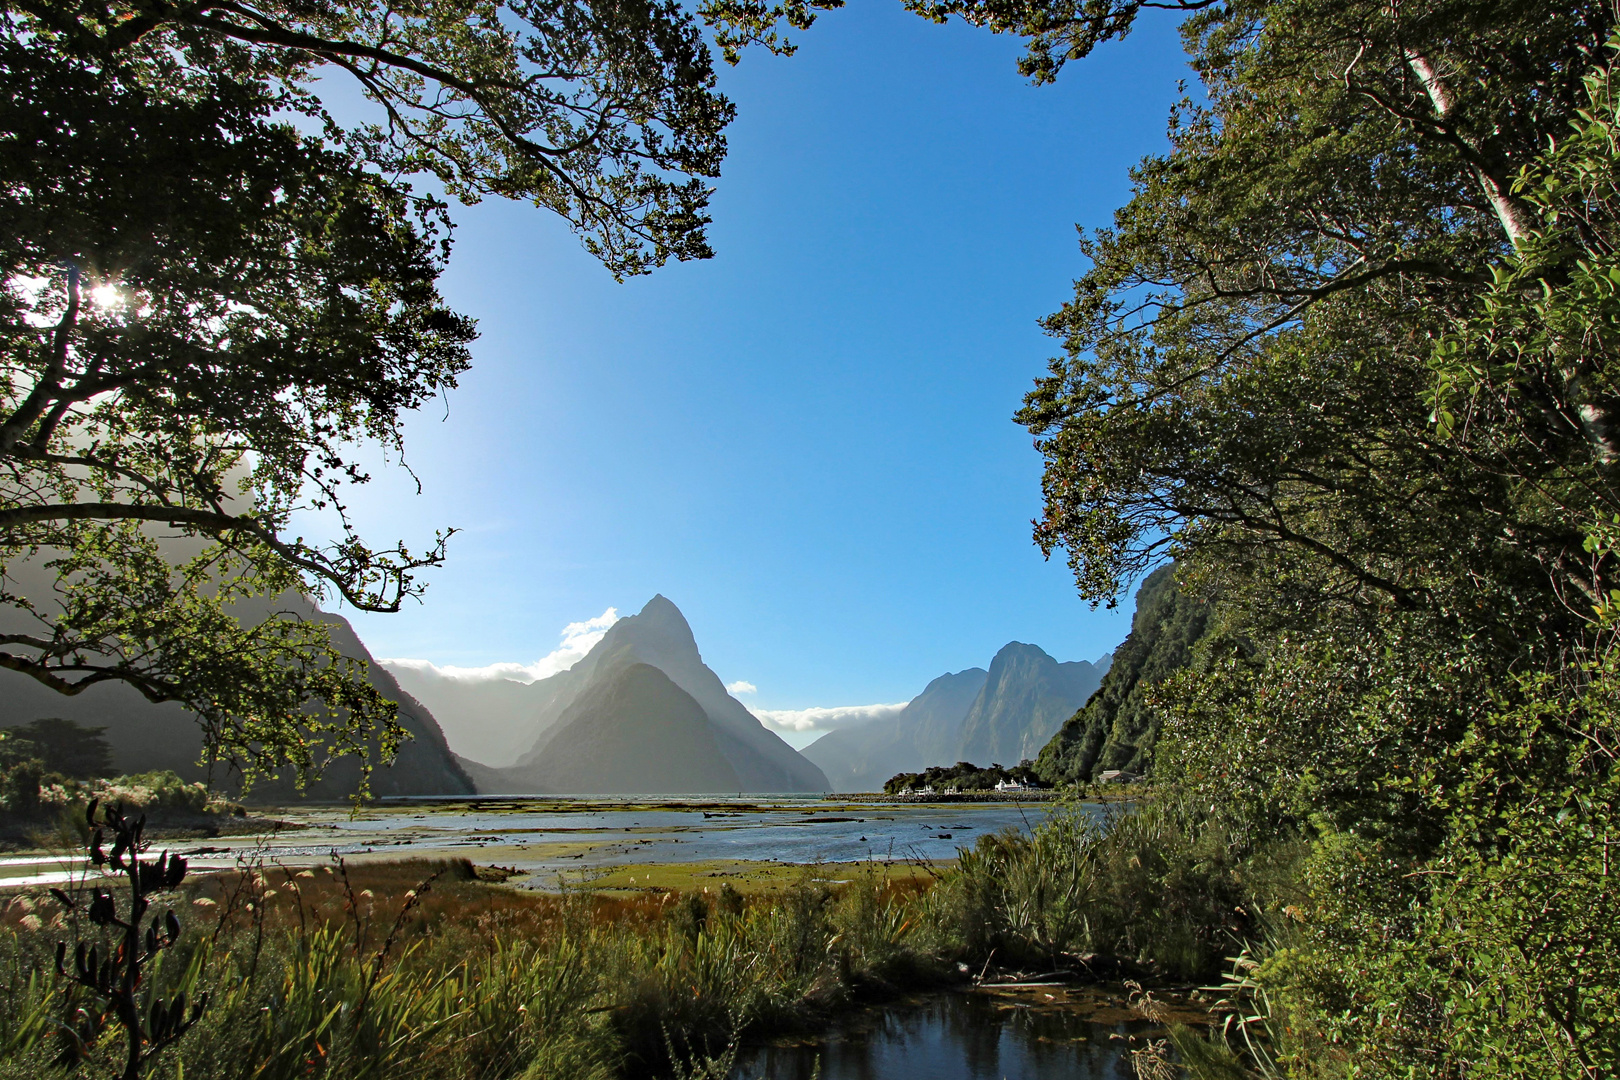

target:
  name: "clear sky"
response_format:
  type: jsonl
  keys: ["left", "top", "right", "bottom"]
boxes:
{"left": 316, "top": 3, "right": 1194, "bottom": 721}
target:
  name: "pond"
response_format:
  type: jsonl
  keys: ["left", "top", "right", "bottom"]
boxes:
{"left": 732, "top": 986, "right": 1206, "bottom": 1080}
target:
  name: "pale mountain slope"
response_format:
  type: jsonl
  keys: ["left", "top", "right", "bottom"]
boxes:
{"left": 464, "top": 596, "right": 827, "bottom": 793}
{"left": 0, "top": 591, "right": 473, "bottom": 801}
{"left": 955, "top": 643, "right": 1108, "bottom": 766}
{"left": 802, "top": 668, "right": 987, "bottom": 792}
{"left": 504, "top": 662, "right": 743, "bottom": 794}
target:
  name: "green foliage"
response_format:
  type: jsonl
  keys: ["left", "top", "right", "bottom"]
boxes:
{"left": 0, "top": 720, "right": 112, "bottom": 780}
{"left": 1001, "top": 2, "right": 1620, "bottom": 1071}
{"left": 0, "top": 36, "right": 475, "bottom": 785}
{"left": 1257, "top": 647, "right": 1620, "bottom": 1078}
{"left": 16, "top": 0, "right": 737, "bottom": 278}
{"left": 0, "top": 730, "right": 45, "bottom": 818}
{"left": 918, "top": 799, "right": 1269, "bottom": 979}
{"left": 1430, "top": 38, "right": 1620, "bottom": 476}
{"left": 0, "top": 758, "right": 42, "bottom": 816}
{"left": 1016, "top": 0, "right": 1613, "bottom": 642}
{"left": 1133, "top": 599, "right": 1620, "bottom": 1074}
{"left": 1035, "top": 564, "right": 1215, "bottom": 784}
{"left": 0, "top": 963, "right": 51, "bottom": 1060}
{"left": 882, "top": 760, "right": 1042, "bottom": 794}
{"left": 99, "top": 772, "right": 213, "bottom": 815}
{"left": 2, "top": 0, "right": 789, "bottom": 787}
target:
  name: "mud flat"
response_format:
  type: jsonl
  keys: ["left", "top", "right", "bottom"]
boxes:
{"left": 0, "top": 796, "right": 1078, "bottom": 891}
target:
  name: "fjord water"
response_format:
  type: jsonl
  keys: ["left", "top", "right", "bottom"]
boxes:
{"left": 303, "top": 797, "right": 1075, "bottom": 885}
{"left": 734, "top": 988, "right": 1170, "bottom": 1080}
{"left": 1, "top": 797, "right": 1084, "bottom": 889}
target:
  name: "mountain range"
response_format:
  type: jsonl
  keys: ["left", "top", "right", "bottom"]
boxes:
{"left": 426, "top": 596, "right": 830, "bottom": 794}
{"left": 4, "top": 562, "right": 1131, "bottom": 799}
{"left": 801, "top": 642, "right": 1111, "bottom": 792}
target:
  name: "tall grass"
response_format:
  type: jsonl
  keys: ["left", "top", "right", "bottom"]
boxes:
{"left": 918, "top": 798, "right": 1280, "bottom": 980}
{"left": 0, "top": 801, "right": 1253, "bottom": 1079}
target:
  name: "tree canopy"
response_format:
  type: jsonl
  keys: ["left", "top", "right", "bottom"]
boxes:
{"left": 1018, "top": 0, "right": 1616, "bottom": 632}
{"left": 995, "top": 0, "right": 1620, "bottom": 1069}
{"left": 0, "top": 0, "right": 778, "bottom": 786}
{"left": 17, "top": 0, "right": 742, "bottom": 277}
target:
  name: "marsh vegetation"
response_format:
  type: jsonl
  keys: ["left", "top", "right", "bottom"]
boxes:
{"left": 0, "top": 796, "right": 1250, "bottom": 1080}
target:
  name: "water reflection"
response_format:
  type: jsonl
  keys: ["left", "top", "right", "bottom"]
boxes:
{"left": 735, "top": 988, "right": 1182, "bottom": 1080}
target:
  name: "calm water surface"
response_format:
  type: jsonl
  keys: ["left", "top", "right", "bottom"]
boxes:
{"left": 2, "top": 797, "right": 1090, "bottom": 887}
{"left": 733, "top": 987, "right": 1190, "bottom": 1080}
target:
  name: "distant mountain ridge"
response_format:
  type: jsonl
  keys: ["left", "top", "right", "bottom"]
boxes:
{"left": 0, "top": 593, "right": 474, "bottom": 802}
{"left": 801, "top": 668, "right": 987, "bottom": 792}
{"left": 957, "top": 643, "right": 1107, "bottom": 766}
{"left": 802, "top": 643, "right": 1111, "bottom": 792}
{"left": 462, "top": 597, "right": 830, "bottom": 794}
{"left": 385, "top": 665, "right": 571, "bottom": 765}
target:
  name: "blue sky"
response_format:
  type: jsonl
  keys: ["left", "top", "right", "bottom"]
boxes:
{"left": 322, "top": 3, "right": 1193, "bottom": 720}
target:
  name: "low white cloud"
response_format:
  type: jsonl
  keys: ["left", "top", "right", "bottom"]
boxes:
{"left": 382, "top": 607, "right": 618, "bottom": 684}
{"left": 725, "top": 680, "right": 757, "bottom": 695}
{"left": 751, "top": 702, "right": 909, "bottom": 734}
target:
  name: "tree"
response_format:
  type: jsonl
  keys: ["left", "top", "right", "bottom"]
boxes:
{"left": 975, "top": 3, "right": 1620, "bottom": 1066}
{"left": 1, "top": 718, "right": 114, "bottom": 779}
{"left": 709, "top": 0, "right": 1619, "bottom": 640}
{"left": 17, "top": 0, "right": 740, "bottom": 278}
{"left": 1006, "top": 0, "right": 1615, "bottom": 652}
{"left": 0, "top": 41, "right": 480, "bottom": 783}
{"left": 0, "top": 0, "right": 756, "bottom": 785}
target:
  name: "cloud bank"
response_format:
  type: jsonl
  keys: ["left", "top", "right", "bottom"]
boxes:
{"left": 725, "top": 680, "right": 757, "bottom": 695}
{"left": 382, "top": 608, "right": 618, "bottom": 684}
{"left": 751, "top": 702, "right": 909, "bottom": 734}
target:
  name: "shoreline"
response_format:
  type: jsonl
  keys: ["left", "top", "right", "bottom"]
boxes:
{"left": 831, "top": 790, "right": 1063, "bottom": 804}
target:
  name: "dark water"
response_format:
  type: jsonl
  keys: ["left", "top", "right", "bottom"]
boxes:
{"left": 733, "top": 988, "right": 1193, "bottom": 1080}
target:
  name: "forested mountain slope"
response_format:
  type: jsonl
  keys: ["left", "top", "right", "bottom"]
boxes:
{"left": 1034, "top": 565, "right": 1212, "bottom": 784}
{"left": 0, "top": 595, "right": 474, "bottom": 801}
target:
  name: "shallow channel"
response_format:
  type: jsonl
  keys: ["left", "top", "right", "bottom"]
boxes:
{"left": 732, "top": 986, "right": 1201, "bottom": 1080}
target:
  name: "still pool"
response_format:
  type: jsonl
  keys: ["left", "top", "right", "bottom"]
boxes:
{"left": 732, "top": 986, "right": 1206, "bottom": 1080}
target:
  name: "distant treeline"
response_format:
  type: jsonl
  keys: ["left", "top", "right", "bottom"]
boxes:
{"left": 882, "top": 761, "right": 1043, "bottom": 795}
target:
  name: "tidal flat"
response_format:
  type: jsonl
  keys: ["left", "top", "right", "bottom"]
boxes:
{"left": 0, "top": 795, "right": 1073, "bottom": 890}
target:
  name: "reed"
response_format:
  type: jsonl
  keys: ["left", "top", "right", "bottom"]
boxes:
{"left": 0, "top": 802, "right": 1242, "bottom": 1080}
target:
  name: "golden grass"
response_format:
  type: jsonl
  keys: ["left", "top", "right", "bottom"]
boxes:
{"left": 577, "top": 858, "right": 942, "bottom": 897}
